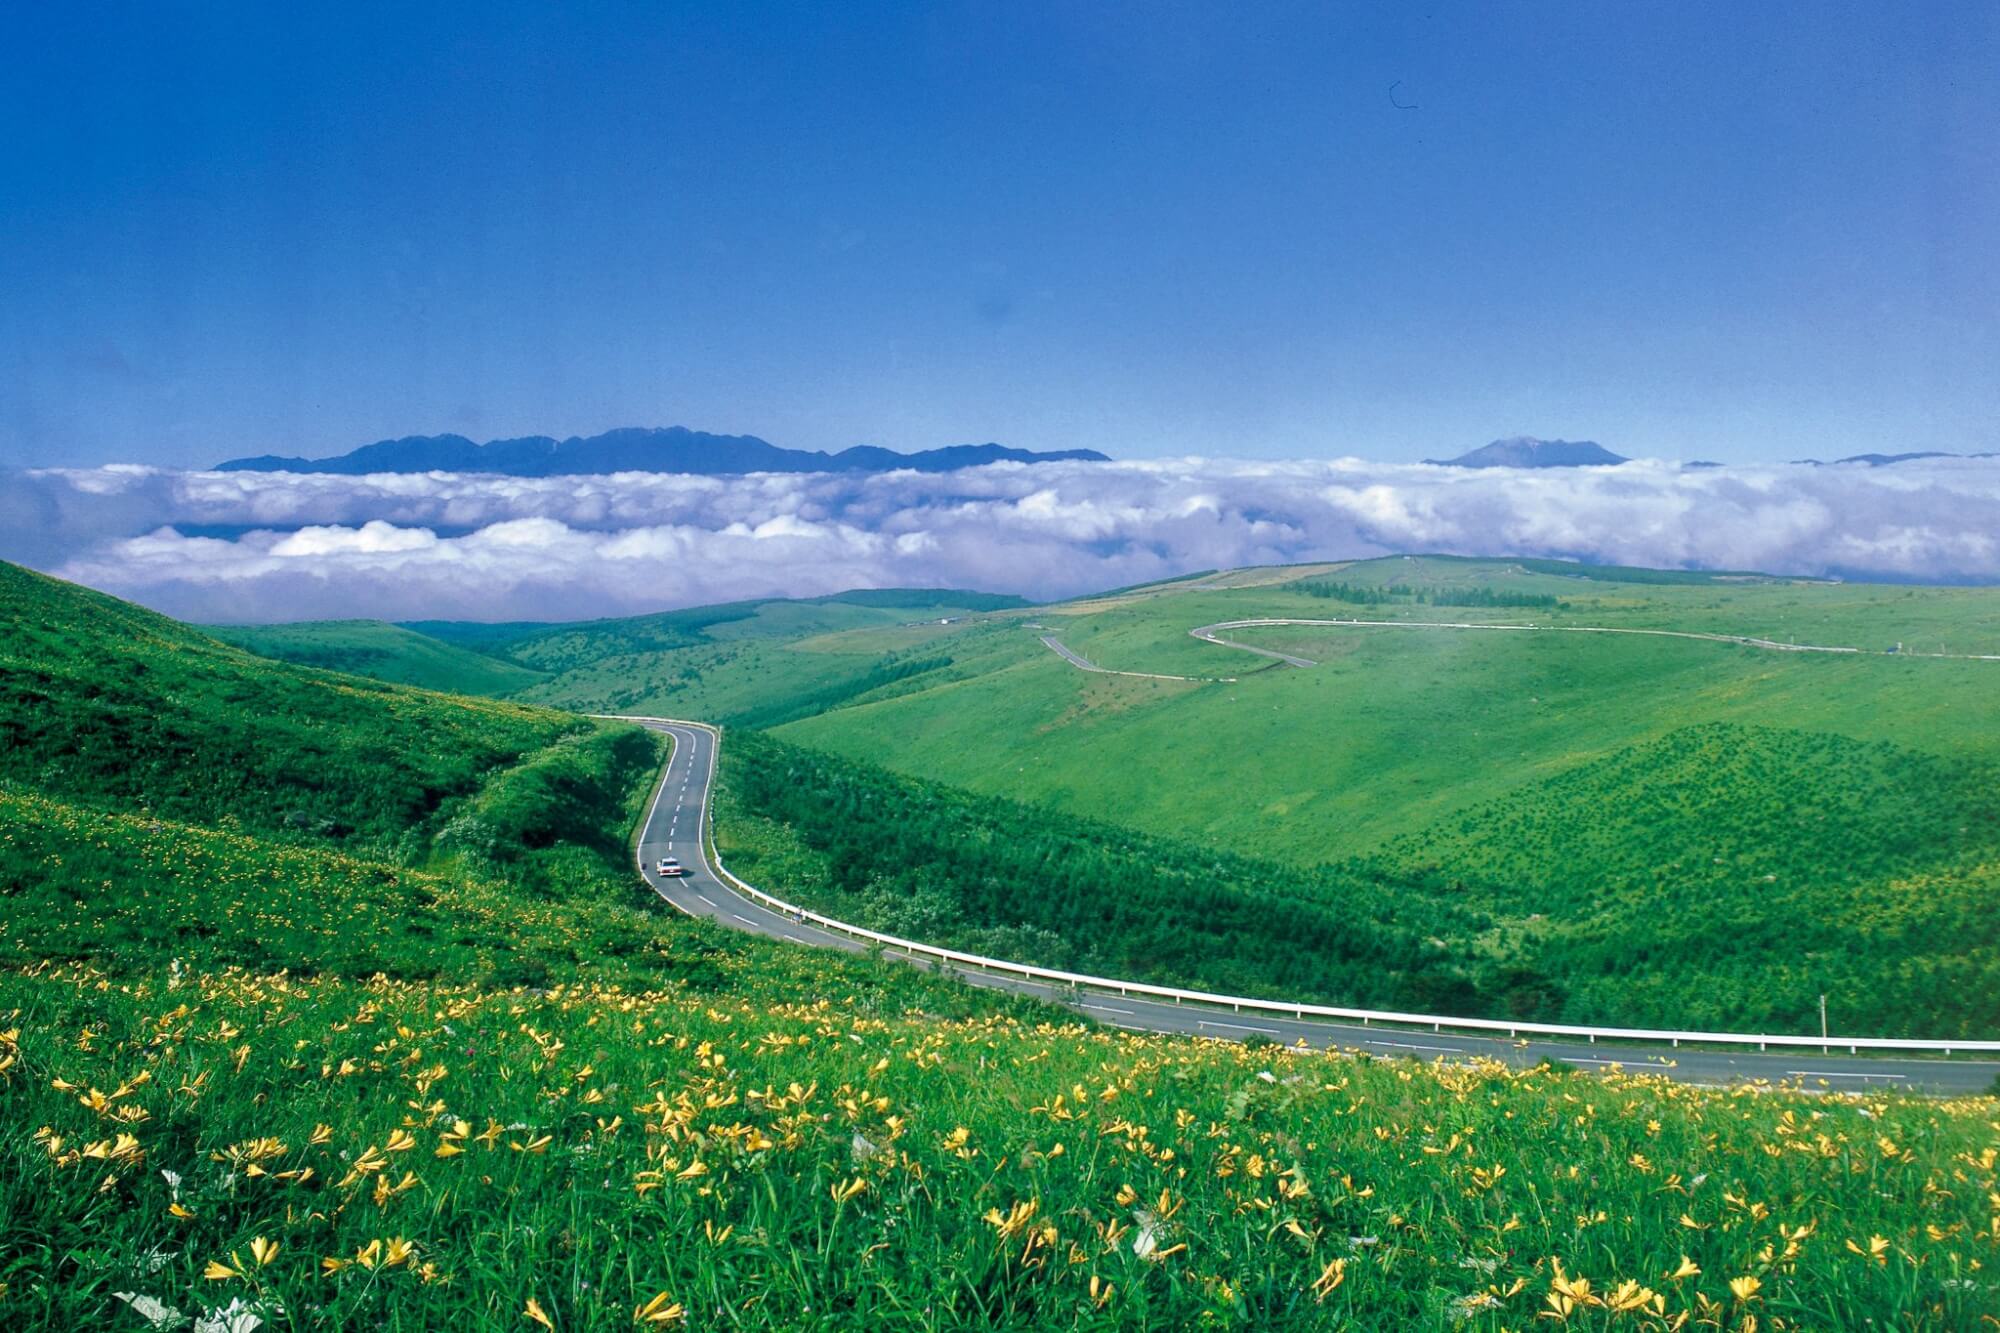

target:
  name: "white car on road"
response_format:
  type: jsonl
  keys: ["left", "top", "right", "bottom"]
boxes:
{"left": 655, "top": 857, "right": 685, "bottom": 878}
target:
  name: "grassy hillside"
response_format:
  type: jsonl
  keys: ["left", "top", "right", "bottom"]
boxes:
{"left": 714, "top": 731, "right": 1491, "bottom": 1013}
{"left": 714, "top": 728, "right": 2000, "bottom": 1036}
{"left": 1382, "top": 722, "right": 2000, "bottom": 1034}
{"left": 455, "top": 554, "right": 2000, "bottom": 1033}
{"left": 10, "top": 965, "right": 2000, "bottom": 1330}
{"left": 6, "top": 561, "right": 2000, "bottom": 1327}
{"left": 774, "top": 560, "right": 2000, "bottom": 865}
{"left": 496, "top": 592, "right": 1028, "bottom": 722}
{"left": 208, "top": 619, "right": 548, "bottom": 696}
{"left": 0, "top": 562, "right": 578, "bottom": 851}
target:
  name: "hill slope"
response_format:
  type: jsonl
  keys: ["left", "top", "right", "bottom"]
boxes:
{"left": 5, "top": 560, "right": 2000, "bottom": 1328}
{"left": 206, "top": 619, "right": 548, "bottom": 696}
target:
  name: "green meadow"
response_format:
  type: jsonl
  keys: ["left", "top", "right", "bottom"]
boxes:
{"left": 5, "top": 558, "right": 2000, "bottom": 1328}
{"left": 211, "top": 556, "right": 2000, "bottom": 1037}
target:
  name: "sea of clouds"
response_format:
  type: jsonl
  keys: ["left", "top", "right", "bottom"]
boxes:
{"left": 4, "top": 456, "right": 1998, "bottom": 622}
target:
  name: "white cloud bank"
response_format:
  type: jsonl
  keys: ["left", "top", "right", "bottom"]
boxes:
{"left": 4, "top": 456, "right": 1999, "bottom": 622}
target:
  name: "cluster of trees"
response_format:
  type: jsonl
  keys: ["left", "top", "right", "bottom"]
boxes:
{"left": 1385, "top": 722, "right": 2000, "bottom": 1037}
{"left": 716, "top": 731, "right": 1499, "bottom": 1012}
{"left": 717, "top": 720, "right": 2000, "bottom": 1037}
{"left": 1296, "top": 579, "right": 1562, "bottom": 609}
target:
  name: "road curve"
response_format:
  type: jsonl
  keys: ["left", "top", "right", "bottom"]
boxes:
{"left": 629, "top": 719, "right": 2000, "bottom": 1095}
{"left": 1189, "top": 616, "right": 2000, "bottom": 666}
{"left": 1039, "top": 633, "right": 1233, "bottom": 683}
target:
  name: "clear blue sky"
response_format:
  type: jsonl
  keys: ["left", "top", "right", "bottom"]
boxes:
{"left": 3, "top": 1, "right": 1995, "bottom": 468}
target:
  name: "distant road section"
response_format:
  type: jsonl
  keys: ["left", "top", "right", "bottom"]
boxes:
{"left": 1189, "top": 617, "right": 2000, "bottom": 666}
{"left": 1038, "top": 634, "right": 1233, "bottom": 683}
{"left": 624, "top": 717, "right": 2000, "bottom": 1094}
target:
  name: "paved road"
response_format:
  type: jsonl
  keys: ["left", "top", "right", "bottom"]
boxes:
{"left": 632, "top": 720, "right": 2000, "bottom": 1095}
{"left": 1189, "top": 616, "right": 2000, "bottom": 667}
{"left": 1038, "top": 633, "right": 1228, "bottom": 683}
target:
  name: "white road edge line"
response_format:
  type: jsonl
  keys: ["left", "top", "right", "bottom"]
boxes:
{"left": 1198, "top": 1019, "right": 1282, "bottom": 1036}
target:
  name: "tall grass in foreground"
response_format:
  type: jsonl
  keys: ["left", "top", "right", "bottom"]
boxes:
{"left": 3, "top": 965, "right": 1995, "bottom": 1330}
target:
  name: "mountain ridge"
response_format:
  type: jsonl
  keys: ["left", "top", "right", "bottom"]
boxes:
{"left": 216, "top": 425, "right": 1109, "bottom": 476}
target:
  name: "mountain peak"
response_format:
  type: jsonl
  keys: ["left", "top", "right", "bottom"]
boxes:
{"left": 1424, "top": 437, "right": 1628, "bottom": 469}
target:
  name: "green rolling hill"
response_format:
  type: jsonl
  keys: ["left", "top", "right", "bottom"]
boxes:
{"left": 309, "top": 554, "right": 2000, "bottom": 1035}
{"left": 5, "top": 558, "right": 2000, "bottom": 1328}
{"left": 207, "top": 618, "right": 549, "bottom": 696}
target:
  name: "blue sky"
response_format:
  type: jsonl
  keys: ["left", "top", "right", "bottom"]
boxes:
{"left": 3, "top": 1, "right": 1995, "bottom": 468}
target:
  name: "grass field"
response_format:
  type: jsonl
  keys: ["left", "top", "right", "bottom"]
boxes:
{"left": 775, "top": 561, "right": 2000, "bottom": 864}
{"left": 207, "top": 620, "right": 549, "bottom": 696}
{"left": 711, "top": 726, "right": 2000, "bottom": 1036}
{"left": 7, "top": 559, "right": 2000, "bottom": 1327}
{"left": 209, "top": 556, "right": 2000, "bottom": 1035}
{"left": 11, "top": 965, "right": 2000, "bottom": 1330}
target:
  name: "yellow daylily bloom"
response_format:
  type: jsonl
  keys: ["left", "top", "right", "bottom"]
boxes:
{"left": 524, "top": 1297, "right": 555, "bottom": 1329}
{"left": 634, "top": 1291, "right": 686, "bottom": 1324}
{"left": 1845, "top": 1235, "right": 1891, "bottom": 1264}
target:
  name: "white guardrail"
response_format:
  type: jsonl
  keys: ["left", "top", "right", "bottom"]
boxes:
{"left": 613, "top": 715, "right": 2000, "bottom": 1058}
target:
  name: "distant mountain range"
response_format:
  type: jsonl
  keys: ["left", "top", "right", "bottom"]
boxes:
{"left": 1426, "top": 438, "right": 1997, "bottom": 470}
{"left": 1793, "top": 451, "right": 1997, "bottom": 467}
{"left": 1425, "top": 437, "right": 1628, "bottom": 468}
{"left": 216, "top": 426, "right": 1110, "bottom": 476}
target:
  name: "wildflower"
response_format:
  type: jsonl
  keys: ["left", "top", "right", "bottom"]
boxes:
{"left": 525, "top": 1297, "right": 555, "bottom": 1329}
{"left": 248, "top": 1237, "right": 279, "bottom": 1267}
{"left": 1846, "top": 1235, "right": 1890, "bottom": 1264}
{"left": 1729, "top": 1275, "right": 1762, "bottom": 1303}
{"left": 1604, "top": 1280, "right": 1660, "bottom": 1314}
{"left": 985, "top": 1200, "right": 1038, "bottom": 1240}
{"left": 1668, "top": 1256, "right": 1701, "bottom": 1280}
{"left": 1088, "top": 1275, "right": 1113, "bottom": 1309}
{"left": 204, "top": 1259, "right": 241, "bottom": 1281}
{"left": 1311, "top": 1257, "right": 1346, "bottom": 1301}
{"left": 829, "top": 1177, "right": 867, "bottom": 1204}
{"left": 635, "top": 1292, "right": 685, "bottom": 1324}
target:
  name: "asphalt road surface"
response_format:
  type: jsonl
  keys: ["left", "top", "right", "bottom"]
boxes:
{"left": 633, "top": 720, "right": 2000, "bottom": 1095}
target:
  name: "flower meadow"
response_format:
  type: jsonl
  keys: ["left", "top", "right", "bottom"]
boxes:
{"left": 7, "top": 559, "right": 2000, "bottom": 1328}
{"left": 4, "top": 965, "right": 1998, "bottom": 1330}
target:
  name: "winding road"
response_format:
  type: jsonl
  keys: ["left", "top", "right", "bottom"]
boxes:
{"left": 1186, "top": 616, "right": 2000, "bottom": 668}
{"left": 630, "top": 719, "right": 2000, "bottom": 1095}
